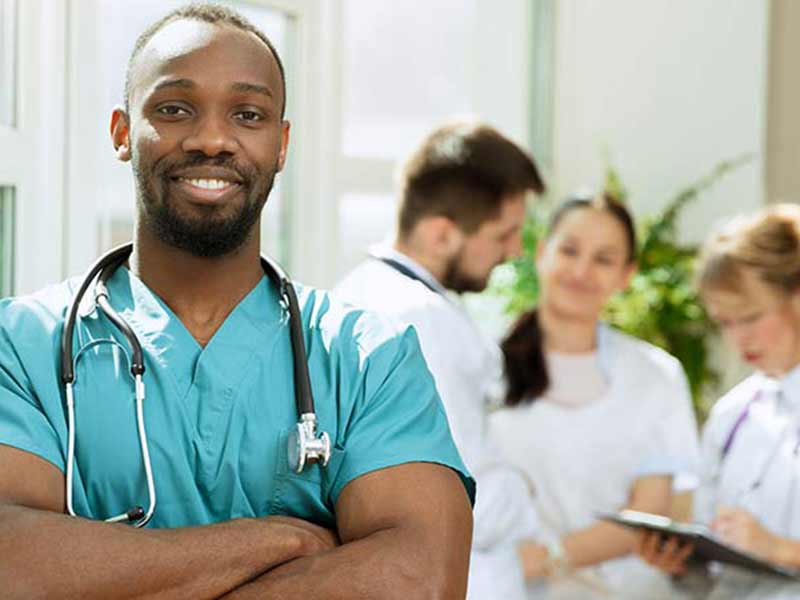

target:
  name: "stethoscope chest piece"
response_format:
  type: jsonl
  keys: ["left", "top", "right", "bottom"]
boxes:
{"left": 288, "top": 413, "right": 332, "bottom": 473}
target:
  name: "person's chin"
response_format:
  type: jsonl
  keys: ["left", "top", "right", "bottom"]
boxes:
{"left": 551, "top": 300, "right": 598, "bottom": 321}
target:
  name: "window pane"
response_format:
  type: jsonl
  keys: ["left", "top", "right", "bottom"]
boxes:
{"left": 338, "top": 192, "right": 396, "bottom": 277}
{"left": 342, "top": 0, "right": 476, "bottom": 160}
{"left": 0, "top": 0, "right": 17, "bottom": 127}
{"left": 0, "top": 186, "right": 15, "bottom": 297}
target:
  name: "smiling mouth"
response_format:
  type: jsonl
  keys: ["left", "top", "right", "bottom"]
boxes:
{"left": 170, "top": 177, "right": 243, "bottom": 203}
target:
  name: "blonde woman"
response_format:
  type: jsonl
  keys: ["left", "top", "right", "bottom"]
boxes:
{"left": 638, "top": 204, "right": 800, "bottom": 599}
{"left": 490, "top": 194, "right": 700, "bottom": 599}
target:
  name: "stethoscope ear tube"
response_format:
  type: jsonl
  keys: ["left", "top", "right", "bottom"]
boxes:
{"left": 282, "top": 280, "right": 315, "bottom": 417}
{"left": 61, "top": 243, "right": 135, "bottom": 384}
{"left": 260, "top": 256, "right": 315, "bottom": 417}
{"left": 96, "top": 259, "right": 145, "bottom": 377}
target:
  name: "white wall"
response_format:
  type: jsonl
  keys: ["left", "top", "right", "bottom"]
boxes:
{"left": 550, "top": 0, "right": 768, "bottom": 243}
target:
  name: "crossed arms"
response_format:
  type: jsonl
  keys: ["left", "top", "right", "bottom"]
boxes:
{"left": 0, "top": 445, "right": 473, "bottom": 599}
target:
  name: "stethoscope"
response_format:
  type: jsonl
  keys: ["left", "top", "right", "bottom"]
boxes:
{"left": 61, "top": 242, "right": 331, "bottom": 527}
{"left": 375, "top": 256, "right": 442, "bottom": 295}
{"left": 714, "top": 388, "right": 800, "bottom": 507}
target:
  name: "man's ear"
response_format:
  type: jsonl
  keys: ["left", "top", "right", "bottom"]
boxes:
{"left": 110, "top": 107, "right": 132, "bottom": 162}
{"left": 432, "top": 216, "right": 464, "bottom": 258}
{"left": 277, "top": 120, "right": 291, "bottom": 171}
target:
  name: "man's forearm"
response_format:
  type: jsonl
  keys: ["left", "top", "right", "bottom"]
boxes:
{"left": 222, "top": 526, "right": 463, "bottom": 600}
{"left": 0, "top": 504, "right": 330, "bottom": 600}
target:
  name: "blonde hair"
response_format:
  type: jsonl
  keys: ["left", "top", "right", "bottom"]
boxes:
{"left": 698, "top": 203, "right": 800, "bottom": 296}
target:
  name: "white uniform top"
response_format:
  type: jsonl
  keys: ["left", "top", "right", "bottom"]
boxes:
{"left": 334, "top": 245, "right": 539, "bottom": 600}
{"left": 489, "top": 325, "right": 701, "bottom": 599}
{"left": 692, "top": 366, "right": 800, "bottom": 600}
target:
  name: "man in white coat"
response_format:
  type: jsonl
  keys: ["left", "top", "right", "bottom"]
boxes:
{"left": 335, "top": 122, "right": 545, "bottom": 599}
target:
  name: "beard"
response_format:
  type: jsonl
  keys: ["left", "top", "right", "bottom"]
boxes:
{"left": 441, "top": 249, "right": 490, "bottom": 294}
{"left": 132, "top": 151, "right": 278, "bottom": 258}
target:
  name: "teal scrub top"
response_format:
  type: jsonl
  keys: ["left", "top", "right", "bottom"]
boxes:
{"left": 0, "top": 268, "right": 474, "bottom": 528}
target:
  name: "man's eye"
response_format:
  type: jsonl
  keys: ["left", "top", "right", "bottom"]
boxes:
{"left": 157, "top": 105, "right": 189, "bottom": 117}
{"left": 236, "top": 111, "right": 262, "bottom": 122}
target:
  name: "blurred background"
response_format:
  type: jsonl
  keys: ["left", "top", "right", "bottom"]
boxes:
{"left": 0, "top": 0, "right": 795, "bottom": 411}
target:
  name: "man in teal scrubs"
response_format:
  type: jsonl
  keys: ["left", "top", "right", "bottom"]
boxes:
{"left": 0, "top": 4, "right": 473, "bottom": 598}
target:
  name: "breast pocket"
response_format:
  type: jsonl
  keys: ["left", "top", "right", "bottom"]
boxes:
{"left": 269, "top": 426, "right": 345, "bottom": 528}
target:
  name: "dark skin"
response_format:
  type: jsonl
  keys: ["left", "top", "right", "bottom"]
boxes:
{"left": 0, "top": 20, "right": 472, "bottom": 599}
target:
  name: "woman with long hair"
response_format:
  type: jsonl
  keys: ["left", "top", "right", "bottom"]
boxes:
{"left": 637, "top": 204, "right": 800, "bottom": 599}
{"left": 490, "top": 193, "right": 700, "bottom": 599}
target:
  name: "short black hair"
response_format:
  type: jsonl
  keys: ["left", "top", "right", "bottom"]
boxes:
{"left": 397, "top": 122, "right": 545, "bottom": 238}
{"left": 124, "top": 3, "right": 286, "bottom": 117}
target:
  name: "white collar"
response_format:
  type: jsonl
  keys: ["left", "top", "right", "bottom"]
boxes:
{"left": 368, "top": 243, "right": 450, "bottom": 297}
{"left": 772, "top": 364, "right": 800, "bottom": 410}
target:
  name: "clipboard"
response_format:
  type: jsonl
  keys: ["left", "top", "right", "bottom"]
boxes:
{"left": 599, "top": 509, "right": 800, "bottom": 581}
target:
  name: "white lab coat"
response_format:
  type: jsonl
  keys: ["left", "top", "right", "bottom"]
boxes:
{"left": 489, "top": 325, "right": 701, "bottom": 599}
{"left": 334, "top": 246, "right": 539, "bottom": 600}
{"left": 689, "top": 366, "right": 800, "bottom": 599}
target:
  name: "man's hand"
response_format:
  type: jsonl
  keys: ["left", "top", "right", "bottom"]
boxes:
{"left": 635, "top": 531, "right": 694, "bottom": 576}
{"left": 266, "top": 515, "right": 339, "bottom": 555}
{"left": 712, "top": 506, "right": 775, "bottom": 561}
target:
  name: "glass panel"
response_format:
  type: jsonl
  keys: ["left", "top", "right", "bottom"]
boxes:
{"left": 338, "top": 192, "right": 396, "bottom": 277}
{"left": 0, "top": 0, "right": 18, "bottom": 127}
{"left": 342, "top": 0, "right": 476, "bottom": 160}
{"left": 108, "top": 217, "right": 134, "bottom": 250}
{"left": 0, "top": 186, "right": 15, "bottom": 297}
{"left": 92, "top": 1, "right": 293, "bottom": 265}
{"left": 529, "top": 0, "right": 555, "bottom": 171}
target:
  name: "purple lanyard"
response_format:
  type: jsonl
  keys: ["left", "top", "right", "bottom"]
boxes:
{"left": 720, "top": 391, "right": 761, "bottom": 459}
{"left": 721, "top": 388, "right": 800, "bottom": 460}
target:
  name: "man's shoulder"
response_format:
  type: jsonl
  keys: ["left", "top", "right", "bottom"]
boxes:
{"left": 294, "top": 281, "right": 420, "bottom": 365}
{"left": 334, "top": 260, "right": 447, "bottom": 317}
{"left": 0, "top": 279, "right": 77, "bottom": 342}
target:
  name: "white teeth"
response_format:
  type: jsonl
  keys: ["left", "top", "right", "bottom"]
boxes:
{"left": 180, "top": 178, "right": 233, "bottom": 190}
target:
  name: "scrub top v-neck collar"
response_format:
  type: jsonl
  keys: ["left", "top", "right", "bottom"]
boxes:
{"left": 103, "top": 267, "right": 284, "bottom": 401}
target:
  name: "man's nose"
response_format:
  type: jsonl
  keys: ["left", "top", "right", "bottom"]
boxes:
{"left": 182, "top": 114, "right": 239, "bottom": 157}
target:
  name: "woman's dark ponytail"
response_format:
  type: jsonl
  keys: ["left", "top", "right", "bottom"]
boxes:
{"left": 502, "top": 309, "right": 548, "bottom": 406}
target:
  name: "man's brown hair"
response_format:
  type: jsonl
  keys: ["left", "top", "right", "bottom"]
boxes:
{"left": 397, "top": 122, "right": 544, "bottom": 238}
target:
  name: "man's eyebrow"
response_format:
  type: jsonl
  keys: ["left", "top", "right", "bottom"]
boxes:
{"left": 230, "top": 82, "right": 274, "bottom": 98}
{"left": 153, "top": 78, "right": 196, "bottom": 93}
{"left": 150, "top": 80, "right": 274, "bottom": 99}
